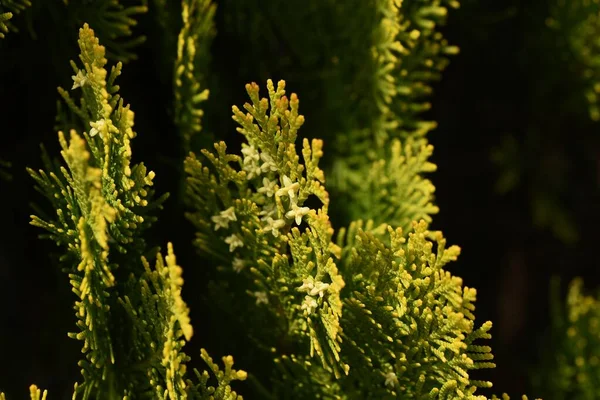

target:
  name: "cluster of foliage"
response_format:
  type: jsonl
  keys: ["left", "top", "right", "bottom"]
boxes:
{"left": 22, "top": 23, "right": 246, "bottom": 399}
{"left": 492, "top": 0, "right": 600, "bottom": 245}
{"left": 532, "top": 278, "right": 600, "bottom": 399}
{"left": 1, "top": 0, "right": 600, "bottom": 399}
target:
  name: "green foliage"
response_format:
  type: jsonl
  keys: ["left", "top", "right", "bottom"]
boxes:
{"left": 4, "top": 0, "right": 590, "bottom": 398}
{"left": 0, "top": 0, "right": 30, "bottom": 38}
{"left": 335, "top": 220, "right": 494, "bottom": 399}
{"left": 340, "top": 138, "right": 439, "bottom": 235}
{"left": 63, "top": 0, "right": 148, "bottom": 62}
{"left": 547, "top": 0, "right": 600, "bottom": 121}
{"left": 185, "top": 80, "right": 495, "bottom": 398}
{"left": 23, "top": 23, "right": 245, "bottom": 399}
{"left": 189, "top": 350, "right": 247, "bottom": 400}
{"left": 0, "top": 385, "right": 48, "bottom": 400}
{"left": 34, "top": 22, "right": 165, "bottom": 260}
{"left": 174, "top": 0, "right": 215, "bottom": 154}
{"left": 0, "top": 10, "right": 13, "bottom": 38}
{"left": 185, "top": 80, "right": 347, "bottom": 386}
{"left": 532, "top": 278, "right": 600, "bottom": 399}
{"left": 327, "top": 0, "right": 458, "bottom": 230}
{"left": 490, "top": 0, "right": 600, "bottom": 245}
{"left": 1, "top": 0, "right": 146, "bottom": 63}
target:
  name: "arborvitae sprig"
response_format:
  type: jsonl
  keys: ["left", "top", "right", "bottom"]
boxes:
{"left": 26, "top": 24, "right": 244, "bottom": 399}
{"left": 341, "top": 138, "right": 439, "bottom": 235}
{"left": 174, "top": 0, "right": 216, "bottom": 154}
{"left": 185, "top": 80, "right": 347, "bottom": 380}
{"left": 330, "top": 0, "right": 458, "bottom": 232}
{"left": 336, "top": 220, "right": 494, "bottom": 398}
{"left": 0, "top": 11, "right": 11, "bottom": 38}
{"left": 187, "top": 350, "right": 247, "bottom": 400}
{"left": 547, "top": 0, "right": 600, "bottom": 121}
{"left": 43, "top": 23, "right": 166, "bottom": 261}
{"left": 532, "top": 277, "right": 600, "bottom": 399}
{"left": 119, "top": 243, "right": 194, "bottom": 398}
{"left": 186, "top": 80, "right": 497, "bottom": 398}
{"left": 0, "top": 385, "right": 48, "bottom": 400}
{"left": 0, "top": 0, "right": 30, "bottom": 38}
{"left": 64, "top": 0, "right": 148, "bottom": 62}
{"left": 26, "top": 23, "right": 164, "bottom": 396}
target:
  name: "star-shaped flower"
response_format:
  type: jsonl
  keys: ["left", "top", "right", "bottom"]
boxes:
{"left": 71, "top": 70, "right": 87, "bottom": 90}
{"left": 276, "top": 175, "right": 300, "bottom": 201}
{"left": 262, "top": 217, "right": 286, "bottom": 237}
{"left": 254, "top": 291, "right": 269, "bottom": 305}
{"left": 257, "top": 177, "right": 277, "bottom": 197}
{"left": 224, "top": 234, "right": 243, "bottom": 252}
{"left": 259, "top": 202, "right": 277, "bottom": 221}
{"left": 384, "top": 371, "right": 398, "bottom": 388}
{"left": 297, "top": 277, "right": 330, "bottom": 298}
{"left": 285, "top": 203, "right": 310, "bottom": 225}
{"left": 241, "top": 144, "right": 259, "bottom": 164}
{"left": 211, "top": 207, "right": 237, "bottom": 230}
{"left": 89, "top": 119, "right": 108, "bottom": 139}
{"left": 260, "top": 152, "right": 278, "bottom": 173}
{"left": 232, "top": 258, "right": 245, "bottom": 273}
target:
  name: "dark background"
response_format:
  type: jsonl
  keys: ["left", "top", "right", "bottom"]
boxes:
{"left": 1, "top": 0, "right": 600, "bottom": 398}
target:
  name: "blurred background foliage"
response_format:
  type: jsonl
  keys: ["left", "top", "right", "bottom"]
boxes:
{"left": 1, "top": 0, "right": 600, "bottom": 398}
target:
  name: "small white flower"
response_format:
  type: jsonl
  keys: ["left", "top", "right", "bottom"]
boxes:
{"left": 211, "top": 207, "right": 237, "bottom": 230}
{"left": 254, "top": 291, "right": 269, "bottom": 305}
{"left": 286, "top": 203, "right": 310, "bottom": 225}
{"left": 89, "top": 119, "right": 107, "bottom": 139}
{"left": 232, "top": 258, "right": 245, "bottom": 273}
{"left": 297, "top": 277, "right": 329, "bottom": 298}
{"left": 275, "top": 175, "right": 300, "bottom": 201}
{"left": 260, "top": 153, "right": 278, "bottom": 173}
{"left": 221, "top": 206, "right": 237, "bottom": 221}
{"left": 310, "top": 281, "right": 330, "bottom": 298}
{"left": 224, "top": 234, "right": 243, "bottom": 252}
{"left": 257, "top": 177, "right": 277, "bottom": 197}
{"left": 262, "top": 217, "right": 286, "bottom": 237}
{"left": 244, "top": 164, "right": 262, "bottom": 180}
{"left": 241, "top": 145, "right": 263, "bottom": 179}
{"left": 71, "top": 70, "right": 87, "bottom": 90}
{"left": 384, "top": 371, "right": 398, "bottom": 388}
{"left": 241, "top": 144, "right": 260, "bottom": 164}
{"left": 259, "top": 202, "right": 277, "bottom": 221}
{"left": 297, "top": 277, "right": 315, "bottom": 293}
{"left": 301, "top": 295, "right": 318, "bottom": 315}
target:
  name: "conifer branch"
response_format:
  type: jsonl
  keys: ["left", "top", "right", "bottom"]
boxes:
{"left": 336, "top": 220, "right": 494, "bottom": 398}
{"left": 27, "top": 24, "right": 244, "bottom": 399}
{"left": 0, "top": 0, "right": 30, "bottom": 38}
{"left": 547, "top": 0, "right": 600, "bottom": 121}
{"left": 187, "top": 349, "right": 247, "bottom": 400}
{"left": 174, "top": 0, "right": 215, "bottom": 154}
{"left": 0, "top": 385, "right": 48, "bottom": 400}
{"left": 65, "top": 0, "right": 148, "bottom": 62}
{"left": 532, "top": 277, "right": 600, "bottom": 399}
{"left": 329, "top": 0, "right": 458, "bottom": 234}
{"left": 186, "top": 80, "right": 496, "bottom": 398}
{"left": 185, "top": 80, "right": 347, "bottom": 380}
